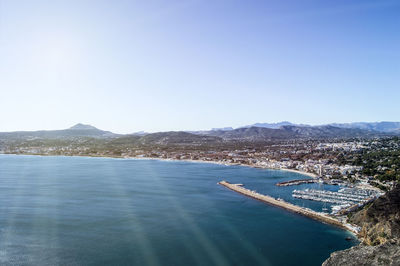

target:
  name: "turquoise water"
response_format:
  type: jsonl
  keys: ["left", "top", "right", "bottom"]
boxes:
{"left": 0, "top": 155, "right": 356, "bottom": 265}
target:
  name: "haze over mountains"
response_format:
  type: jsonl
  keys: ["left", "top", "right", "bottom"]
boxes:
{"left": 200, "top": 121, "right": 400, "bottom": 141}
{"left": 238, "top": 121, "right": 400, "bottom": 133}
{"left": 0, "top": 122, "right": 399, "bottom": 145}
{"left": 205, "top": 125, "right": 385, "bottom": 142}
{"left": 327, "top": 122, "right": 400, "bottom": 133}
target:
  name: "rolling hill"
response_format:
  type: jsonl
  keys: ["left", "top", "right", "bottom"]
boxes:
{"left": 0, "top": 123, "right": 119, "bottom": 140}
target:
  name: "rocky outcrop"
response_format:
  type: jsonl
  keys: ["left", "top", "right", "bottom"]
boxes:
{"left": 349, "top": 184, "right": 400, "bottom": 245}
{"left": 323, "top": 184, "right": 400, "bottom": 265}
{"left": 323, "top": 240, "right": 400, "bottom": 266}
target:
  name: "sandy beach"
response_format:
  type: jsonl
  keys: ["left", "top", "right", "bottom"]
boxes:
{"left": 129, "top": 156, "right": 318, "bottom": 179}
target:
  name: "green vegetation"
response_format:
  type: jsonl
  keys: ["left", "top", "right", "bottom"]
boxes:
{"left": 353, "top": 137, "right": 400, "bottom": 181}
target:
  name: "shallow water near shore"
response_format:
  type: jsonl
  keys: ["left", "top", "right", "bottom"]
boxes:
{"left": 0, "top": 155, "right": 356, "bottom": 265}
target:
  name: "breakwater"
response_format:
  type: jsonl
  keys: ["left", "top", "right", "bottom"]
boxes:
{"left": 276, "top": 178, "right": 318, "bottom": 186}
{"left": 218, "top": 181, "right": 358, "bottom": 233}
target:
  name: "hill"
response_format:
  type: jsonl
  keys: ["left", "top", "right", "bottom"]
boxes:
{"left": 0, "top": 122, "right": 396, "bottom": 145}
{"left": 223, "top": 121, "right": 400, "bottom": 133}
{"left": 138, "top": 132, "right": 222, "bottom": 146}
{"left": 349, "top": 184, "right": 400, "bottom": 245}
{"left": 0, "top": 123, "right": 118, "bottom": 140}
{"left": 205, "top": 125, "right": 384, "bottom": 141}
{"left": 107, "top": 132, "right": 223, "bottom": 147}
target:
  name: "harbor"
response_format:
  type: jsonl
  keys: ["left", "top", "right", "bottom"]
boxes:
{"left": 218, "top": 181, "right": 359, "bottom": 233}
{"left": 292, "top": 187, "right": 383, "bottom": 214}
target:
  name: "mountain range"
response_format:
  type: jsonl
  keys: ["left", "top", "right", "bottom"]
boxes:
{"left": 0, "top": 122, "right": 399, "bottom": 144}
{"left": 239, "top": 121, "right": 400, "bottom": 133}
{"left": 205, "top": 125, "right": 384, "bottom": 141}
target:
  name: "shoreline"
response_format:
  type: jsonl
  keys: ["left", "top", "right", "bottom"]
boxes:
{"left": 277, "top": 168, "right": 317, "bottom": 178}
{"left": 2, "top": 152, "right": 360, "bottom": 239}
{"left": 139, "top": 157, "right": 318, "bottom": 178}
{"left": 1, "top": 152, "right": 318, "bottom": 179}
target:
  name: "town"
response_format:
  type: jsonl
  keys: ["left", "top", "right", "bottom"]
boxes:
{"left": 2, "top": 136, "right": 399, "bottom": 192}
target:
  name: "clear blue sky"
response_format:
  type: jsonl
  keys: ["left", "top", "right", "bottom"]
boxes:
{"left": 0, "top": 0, "right": 399, "bottom": 133}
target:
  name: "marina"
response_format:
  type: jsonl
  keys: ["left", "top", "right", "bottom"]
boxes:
{"left": 292, "top": 187, "right": 383, "bottom": 214}
{"left": 218, "top": 181, "right": 359, "bottom": 233}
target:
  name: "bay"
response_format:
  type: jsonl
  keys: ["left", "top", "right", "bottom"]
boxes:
{"left": 0, "top": 155, "right": 356, "bottom": 265}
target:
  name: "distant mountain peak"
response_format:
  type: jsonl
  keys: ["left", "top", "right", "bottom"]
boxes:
{"left": 211, "top": 127, "right": 234, "bottom": 131}
{"left": 243, "top": 121, "right": 297, "bottom": 129}
{"left": 327, "top": 121, "right": 400, "bottom": 132}
{"left": 69, "top": 123, "right": 99, "bottom": 130}
{"left": 130, "top": 131, "right": 148, "bottom": 136}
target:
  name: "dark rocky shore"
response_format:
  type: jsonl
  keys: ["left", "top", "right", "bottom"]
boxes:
{"left": 323, "top": 240, "right": 400, "bottom": 266}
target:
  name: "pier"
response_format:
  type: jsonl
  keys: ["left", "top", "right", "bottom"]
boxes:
{"left": 218, "top": 181, "right": 358, "bottom": 233}
{"left": 276, "top": 178, "right": 319, "bottom": 186}
{"left": 275, "top": 178, "right": 346, "bottom": 187}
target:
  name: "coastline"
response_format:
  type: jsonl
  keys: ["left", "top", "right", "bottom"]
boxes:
{"left": 1, "top": 153, "right": 361, "bottom": 240}
{"left": 277, "top": 168, "right": 317, "bottom": 178}
{"left": 129, "top": 156, "right": 319, "bottom": 179}
{"left": 1, "top": 152, "right": 318, "bottom": 179}
{"left": 0, "top": 152, "right": 359, "bottom": 265}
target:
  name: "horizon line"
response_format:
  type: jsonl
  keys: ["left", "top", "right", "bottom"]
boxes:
{"left": 1, "top": 120, "right": 399, "bottom": 135}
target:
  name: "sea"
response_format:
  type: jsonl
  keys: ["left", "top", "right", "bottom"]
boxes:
{"left": 0, "top": 155, "right": 357, "bottom": 265}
